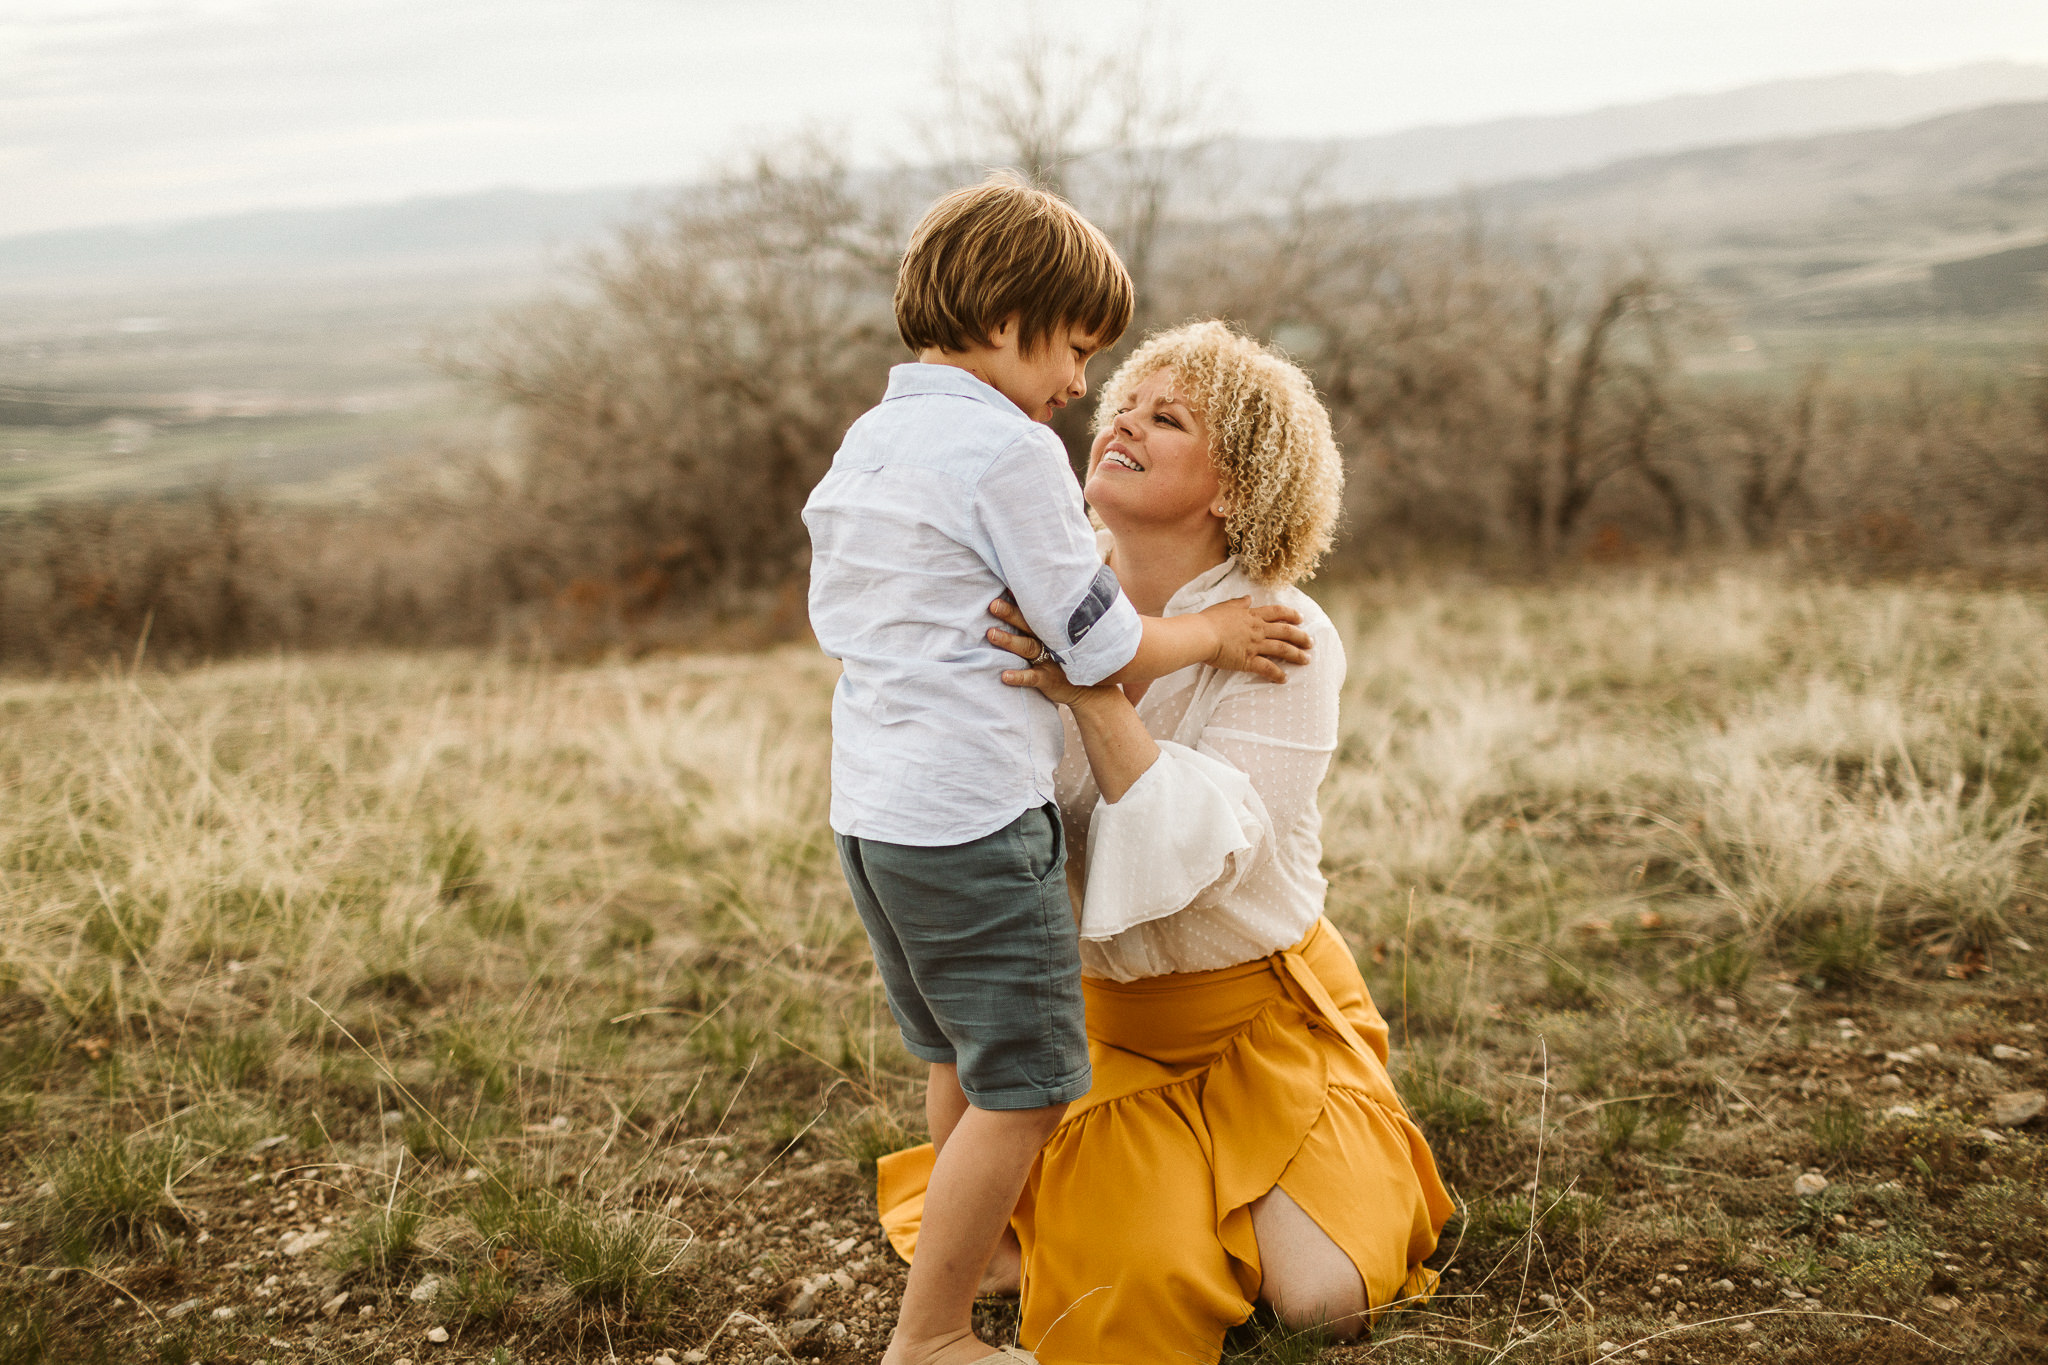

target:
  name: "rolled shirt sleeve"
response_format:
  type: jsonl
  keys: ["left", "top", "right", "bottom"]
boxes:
{"left": 974, "top": 428, "right": 1143, "bottom": 687}
{"left": 1078, "top": 740, "right": 1274, "bottom": 941}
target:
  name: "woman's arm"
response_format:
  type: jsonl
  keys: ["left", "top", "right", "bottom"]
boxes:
{"left": 990, "top": 625, "right": 1160, "bottom": 803}
{"left": 1063, "top": 685, "right": 1158, "bottom": 805}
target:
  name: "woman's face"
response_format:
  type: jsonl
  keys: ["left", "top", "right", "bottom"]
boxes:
{"left": 1084, "top": 369, "right": 1224, "bottom": 538}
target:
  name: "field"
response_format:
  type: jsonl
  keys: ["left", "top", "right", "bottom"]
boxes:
{"left": 0, "top": 274, "right": 514, "bottom": 510}
{"left": 1, "top": 570, "right": 2045, "bottom": 1364}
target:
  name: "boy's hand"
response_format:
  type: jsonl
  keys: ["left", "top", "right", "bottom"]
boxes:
{"left": 1199, "top": 598, "right": 1312, "bottom": 682}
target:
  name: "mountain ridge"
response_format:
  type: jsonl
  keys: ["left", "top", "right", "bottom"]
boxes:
{"left": 5, "top": 61, "right": 2047, "bottom": 291}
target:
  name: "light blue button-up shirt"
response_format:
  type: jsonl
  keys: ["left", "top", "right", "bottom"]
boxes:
{"left": 803, "top": 363, "right": 1144, "bottom": 846}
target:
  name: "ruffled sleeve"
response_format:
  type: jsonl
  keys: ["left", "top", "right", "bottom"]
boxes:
{"left": 1077, "top": 740, "right": 1273, "bottom": 941}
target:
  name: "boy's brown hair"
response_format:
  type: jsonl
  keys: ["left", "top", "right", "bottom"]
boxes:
{"left": 894, "top": 173, "right": 1134, "bottom": 357}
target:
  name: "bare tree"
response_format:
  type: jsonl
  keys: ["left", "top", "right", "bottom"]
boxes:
{"left": 455, "top": 141, "right": 906, "bottom": 625}
{"left": 927, "top": 10, "right": 1217, "bottom": 303}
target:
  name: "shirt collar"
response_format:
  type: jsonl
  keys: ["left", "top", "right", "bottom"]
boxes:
{"left": 883, "top": 362, "right": 1028, "bottom": 420}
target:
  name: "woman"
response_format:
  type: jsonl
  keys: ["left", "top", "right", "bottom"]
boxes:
{"left": 876, "top": 321, "right": 1452, "bottom": 1364}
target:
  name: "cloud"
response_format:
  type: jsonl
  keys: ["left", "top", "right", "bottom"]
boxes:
{"left": 3, "top": 0, "right": 2046, "bottom": 235}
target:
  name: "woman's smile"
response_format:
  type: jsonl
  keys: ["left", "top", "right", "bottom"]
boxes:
{"left": 1099, "top": 441, "right": 1145, "bottom": 472}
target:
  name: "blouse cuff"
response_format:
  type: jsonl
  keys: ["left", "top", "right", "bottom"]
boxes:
{"left": 1078, "top": 740, "right": 1268, "bottom": 941}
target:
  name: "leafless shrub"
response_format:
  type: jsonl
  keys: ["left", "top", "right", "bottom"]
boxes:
{"left": 0, "top": 492, "right": 503, "bottom": 670}
{"left": 450, "top": 142, "right": 908, "bottom": 626}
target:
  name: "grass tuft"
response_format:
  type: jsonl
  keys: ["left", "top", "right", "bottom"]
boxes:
{"left": 31, "top": 1133, "right": 189, "bottom": 1255}
{"left": 832, "top": 1108, "right": 919, "bottom": 1177}
{"left": 1810, "top": 1098, "right": 1867, "bottom": 1165}
{"left": 523, "top": 1198, "right": 667, "bottom": 1308}
{"left": 0, "top": 1288, "right": 50, "bottom": 1365}
{"left": 330, "top": 1201, "right": 426, "bottom": 1282}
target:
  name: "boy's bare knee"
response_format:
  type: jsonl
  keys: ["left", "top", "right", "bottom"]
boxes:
{"left": 993, "top": 1099, "right": 1067, "bottom": 1138}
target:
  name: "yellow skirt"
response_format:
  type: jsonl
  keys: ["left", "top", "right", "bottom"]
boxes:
{"left": 875, "top": 918, "right": 1453, "bottom": 1365}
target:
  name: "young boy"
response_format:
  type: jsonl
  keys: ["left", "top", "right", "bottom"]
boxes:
{"left": 802, "top": 175, "right": 1310, "bottom": 1365}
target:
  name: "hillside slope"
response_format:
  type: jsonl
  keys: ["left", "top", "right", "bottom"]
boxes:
{"left": 1474, "top": 101, "right": 2048, "bottom": 318}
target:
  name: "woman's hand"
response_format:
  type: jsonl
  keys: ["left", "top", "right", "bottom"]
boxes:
{"left": 989, "top": 597, "right": 1159, "bottom": 802}
{"left": 987, "top": 596, "right": 1106, "bottom": 706}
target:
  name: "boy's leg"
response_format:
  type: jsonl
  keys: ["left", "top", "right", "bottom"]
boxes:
{"left": 887, "top": 1100, "right": 1066, "bottom": 1365}
{"left": 927, "top": 1062, "right": 970, "bottom": 1155}
{"left": 846, "top": 807, "right": 1087, "bottom": 1363}
{"left": 927, "top": 1062, "right": 1026, "bottom": 1299}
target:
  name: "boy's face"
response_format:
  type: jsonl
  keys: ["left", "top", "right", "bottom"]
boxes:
{"left": 979, "top": 317, "right": 1107, "bottom": 424}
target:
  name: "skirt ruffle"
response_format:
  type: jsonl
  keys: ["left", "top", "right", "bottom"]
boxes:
{"left": 876, "top": 918, "right": 1452, "bottom": 1365}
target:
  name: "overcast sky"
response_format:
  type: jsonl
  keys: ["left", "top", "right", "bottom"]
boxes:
{"left": 5, "top": 0, "right": 2048, "bottom": 237}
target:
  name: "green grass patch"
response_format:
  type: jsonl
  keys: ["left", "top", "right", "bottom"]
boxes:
{"left": 31, "top": 1132, "right": 190, "bottom": 1256}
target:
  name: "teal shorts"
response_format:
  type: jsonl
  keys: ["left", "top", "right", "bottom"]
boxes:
{"left": 835, "top": 803, "right": 1090, "bottom": 1111}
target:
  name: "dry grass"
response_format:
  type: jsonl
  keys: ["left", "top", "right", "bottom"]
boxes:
{"left": 0, "top": 568, "right": 2044, "bottom": 1363}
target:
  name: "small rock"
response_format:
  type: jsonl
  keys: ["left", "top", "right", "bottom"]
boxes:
{"left": 250, "top": 1135, "right": 289, "bottom": 1153}
{"left": 396, "top": 1359, "right": 414, "bottom": 1365}
{"left": 1884, "top": 1051, "right": 1917, "bottom": 1065}
{"left": 1991, "top": 1044, "right": 2033, "bottom": 1062}
{"left": 410, "top": 1276, "right": 441, "bottom": 1304}
{"left": 280, "top": 1229, "right": 330, "bottom": 1256}
{"left": 1598, "top": 1345, "right": 1621, "bottom": 1355}
{"left": 1733, "top": 1321, "right": 1754, "bottom": 1332}
{"left": 463, "top": 1167, "right": 485, "bottom": 1181}
{"left": 549, "top": 1114, "right": 570, "bottom": 1130}
{"left": 1988, "top": 1090, "right": 2046, "bottom": 1127}
{"left": 381, "top": 1110, "right": 404, "bottom": 1126}
{"left": 320, "top": 1291, "right": 348, "bottom": 1318}
{"left": 1927, "top": 1295, "right": 1960, "bottom": 1313}
{"left": 767, "top": 1277, "right": 819, "bottom": 1317}
{"left": 1976, "top": 1127, "right": 2009, "bottom": 1144}
{"left": 1793, "top": 1172, "right": 1830, "bottom": 1198}
{"left": 828, "top": 1324, "right": 849, "bottom": 1340}
{"left": 831, "top": 1234, "right": 857, "bottom": 1256}
{"left": 212, "top": 1306, "right": 234, "bottom": 1320}
{"left": 681, "top": 1353, "right": 709, "bottom": 1364}
{"left": 652, "top": 1355, "right": 677, "bottom": 1365}
{"left": 426, "top": 1325, "right": 450, "bottom": 1343}
{"left": 1713, "top": 997, "right": 1738, "bottom": 1014}
{"left": 1875, "top": 1073, "right": 1904, "bottom": 1090}
{"left": 1885, "top": 1104, "right": 1920, "bottom": 1118}
{"left": 787, "top": 1318, "right": 823, "bottom": 1340}
{"left": 829, "top": 1269, "right": 856, "bottom": 1292}
{"left": 166, "top": 1298, "right": 201, "bottom": 1320}
{"left": 1712, "top": 1279, "right": 1735, "bottom": 1292}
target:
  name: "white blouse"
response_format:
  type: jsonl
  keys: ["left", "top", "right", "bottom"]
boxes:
{"left": 1057, "top": 537, "right": 1345, "bottom": 982}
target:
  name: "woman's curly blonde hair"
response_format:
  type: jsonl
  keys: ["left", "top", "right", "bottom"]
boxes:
{"left": 1093, "top": 319, "right": 1344, "bottom": 586}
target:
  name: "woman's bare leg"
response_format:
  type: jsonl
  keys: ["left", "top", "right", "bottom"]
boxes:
{"left": 980, "top": 1227, "right": 1022, "bottom": 1296}
{"left": 1250, "top": 1185, "right": 1368, "bottom": 1340}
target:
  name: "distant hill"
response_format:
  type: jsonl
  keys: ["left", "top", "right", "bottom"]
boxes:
{"left": 1469, "top": 101, "right": 2048, "bottom": 319}
{"left": 4, "top": 61, "right": 2046, "bottom": 294}
{"left": 1223, "top": 60, "right": 2048, "bottom": 203}
{"left": 0, "top": 186, "right": 645, "bottom": 292}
